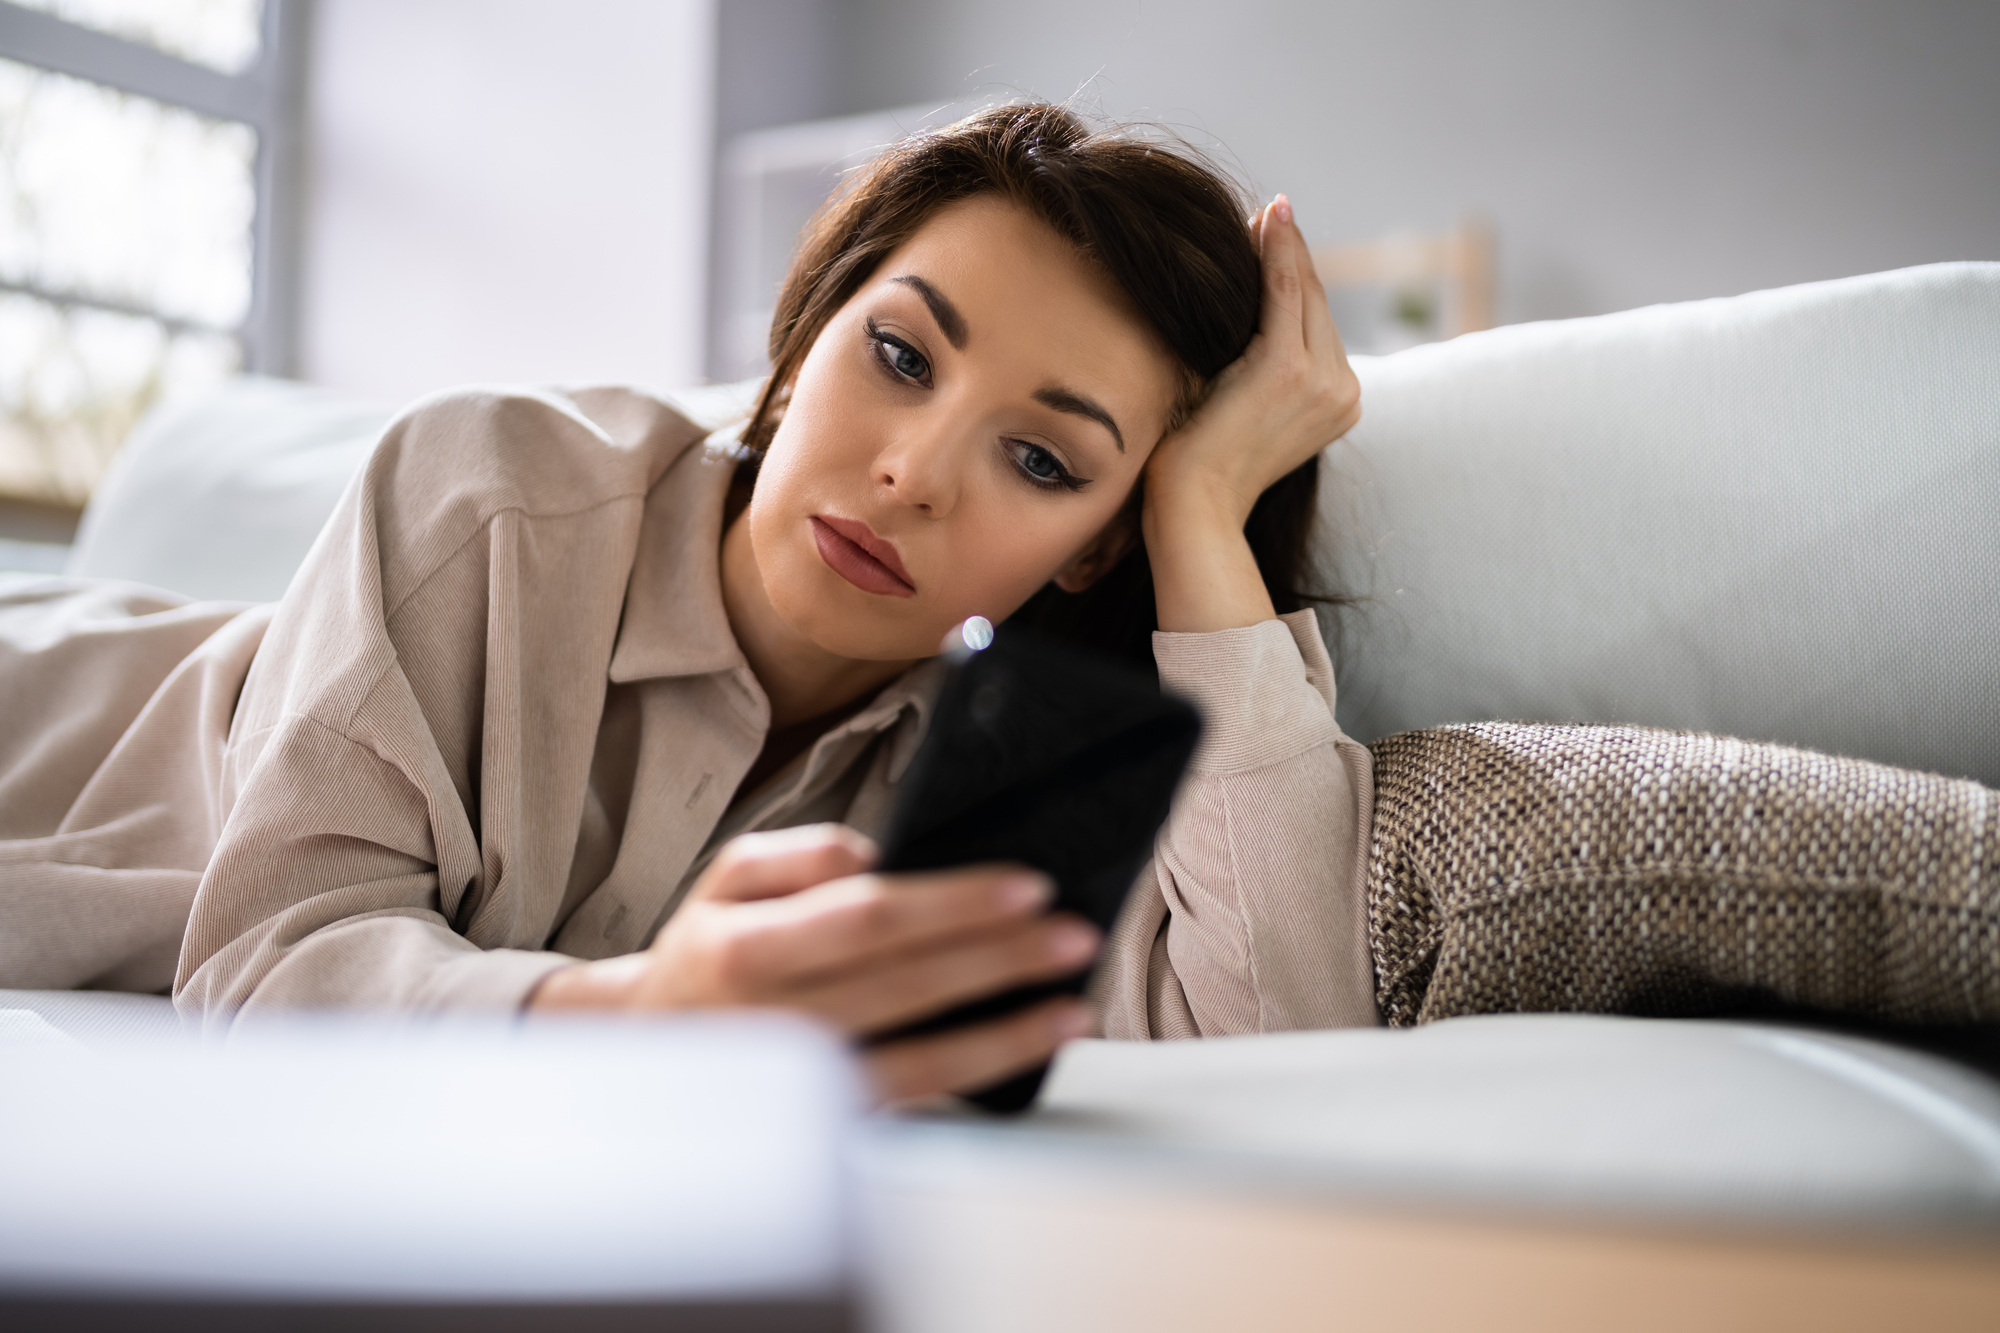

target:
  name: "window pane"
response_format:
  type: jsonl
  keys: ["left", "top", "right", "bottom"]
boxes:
{"left": 0, "top": 292, "right": 239, "bottom": 505}
{"left": 13, "top": 0, "right": 264, "bottom": 74}
{"left": 0, "top": 58, "right": 256, "bottom": 330}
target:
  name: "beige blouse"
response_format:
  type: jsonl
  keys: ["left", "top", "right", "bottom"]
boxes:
{"left": 0, "top": 386, "right": 1379, "bottom": 1037}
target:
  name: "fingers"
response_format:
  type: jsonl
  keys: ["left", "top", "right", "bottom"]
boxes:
{"left": 1256, "top": 194, "right": 1341, "bottom": 358}
{"left": 866, "top": 997, "right": 1096, "bottom": 1104}
{"left": 1281, "top": 201, "right": 1341, "bottom": 357}
{"left": 1256, "top": 197, "right": 1306, "bottom": 342}
{"left": 1252, "top": 193, "right": 1361, "bottom": 439}
{"left": 694, "top": 824, "right": 878, "bottom": 903}
{"left": 713, "top": 863, "right": 1056, "bottom": 987}
{"left": 795, "top": 911, "right": 1100, "bottom": 1036}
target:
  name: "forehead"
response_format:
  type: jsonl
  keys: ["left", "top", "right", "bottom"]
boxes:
{"left": 867, "top": 195, "right": 1180, "bottom": 429}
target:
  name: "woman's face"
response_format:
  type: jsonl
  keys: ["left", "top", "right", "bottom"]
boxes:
{"left": 746, "top": 194, "right": 1183, "bottom": 662}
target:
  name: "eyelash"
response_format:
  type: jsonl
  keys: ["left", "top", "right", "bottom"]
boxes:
{"left": 866, "top": 320, "right": 932, "bottom": 387}
{"left": 863, "top": 320, "right": 1089, "bottom": 494}
{"left": 1006, "top": 440, "right": 1089, "bottom": 493}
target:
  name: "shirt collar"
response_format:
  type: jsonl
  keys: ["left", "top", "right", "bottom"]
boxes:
{"left": 607, "top": 435, "right": 751, "bottom": 685}
{"left": 837, "top": 655, "right": 947, "bottom": 784}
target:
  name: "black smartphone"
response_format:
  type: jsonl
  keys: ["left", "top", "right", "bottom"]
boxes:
{"left": 871, "top": 620, "right": 1202, "bottom": 1113}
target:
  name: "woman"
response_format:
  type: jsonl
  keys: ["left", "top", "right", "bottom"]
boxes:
{"left": 0, "top": 104, "right": 1378, "bottom": 1100}
{"left": 7, "top": 104, "right": 1992, "bottom": 1097}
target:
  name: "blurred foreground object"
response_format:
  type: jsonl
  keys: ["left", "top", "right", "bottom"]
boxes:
{"left": 8, "top": 994, "right": 1995, "bottom": 1331}
{"left": 862, "top": 1016, "right": 2000, "bottom": 1333}
{"left": 0, "top": 1010, "right": 859, "bottom": 1329}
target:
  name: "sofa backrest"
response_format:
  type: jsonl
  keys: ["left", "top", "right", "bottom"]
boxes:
{"left": 67, "top": 377, "right": 395, "bottom": 606}
{"left": 1321, "top": 262, "right": 1999, "bottom": 786}
{"left": 66, "top": 378, "right": 756, "bottom": 606}
{"left": 70, "top": 264, "right": 1999, "bottom": 787}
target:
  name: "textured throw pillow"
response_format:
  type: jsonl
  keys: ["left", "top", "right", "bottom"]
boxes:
{"left": 1368, "top": 722, "right": 2000, "bottom": 1028}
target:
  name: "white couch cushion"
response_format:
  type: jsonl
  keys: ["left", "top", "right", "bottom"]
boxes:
{"left": 1322, "top": 262, "right": 2000, "bottom": 787}
{"left": 1027, "top": 1014, "right": 2000, "bottom": 1226}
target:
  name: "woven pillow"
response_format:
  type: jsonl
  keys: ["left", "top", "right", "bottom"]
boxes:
{"left": 1367, "top": 722, "right": 2000, "bottom": 1027}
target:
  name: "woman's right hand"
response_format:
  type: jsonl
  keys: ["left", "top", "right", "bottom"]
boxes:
{"left": 526, "top": 824, "right": 1100, "bottom": 1103}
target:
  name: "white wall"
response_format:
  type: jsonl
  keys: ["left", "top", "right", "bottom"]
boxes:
{"left": 299, "top": 0, "right": 714, "bottom": 404}
{"left": 831, "top": 0, "right": 2000, "bottom": 326}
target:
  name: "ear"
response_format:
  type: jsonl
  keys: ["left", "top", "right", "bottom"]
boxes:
{"left": 1052, "top": 507, "right": 1140, "bottom": 593}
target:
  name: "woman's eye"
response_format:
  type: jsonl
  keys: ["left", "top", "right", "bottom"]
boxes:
{"left": 1020, "top": 445, "right": 1061, "bottom": 480}
{"left": 882, "top": 338, "right": 928, "bottom": 381}
{"left": 1009, "top": 440, "right": 1086, "bottom": 492}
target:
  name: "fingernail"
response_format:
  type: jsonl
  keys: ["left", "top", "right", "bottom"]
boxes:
{"left": 1275, "top": 193, "right": 1293, "bottom": 224}
{"left": 1048, "top": 921, "right": 1099, "bottom": 964}
{"left": 1002, "top": 874, "right": 1053, "bottom": 911}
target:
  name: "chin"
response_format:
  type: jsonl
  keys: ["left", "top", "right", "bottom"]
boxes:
{"left": 786, "top": 597, "right": 944, "bottom": 662}
{"left": 766, "top": 551, "right": 945, "bottom": 662}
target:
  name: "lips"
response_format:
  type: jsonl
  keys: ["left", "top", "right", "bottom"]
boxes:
{"left": 811, "top": 515, "right": 916, "bottom": 598}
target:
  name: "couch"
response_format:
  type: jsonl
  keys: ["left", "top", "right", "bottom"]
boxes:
{"left": 5, "top": 262, "right": 1998, "bottom": 1329}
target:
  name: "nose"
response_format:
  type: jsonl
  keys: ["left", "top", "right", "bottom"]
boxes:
{"left": 873, "top": 420, "right": 967, "bottom": 518}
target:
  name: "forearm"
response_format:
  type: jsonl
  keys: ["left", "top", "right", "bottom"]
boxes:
{"left": 1142, "top": 483, "right": 1276, "bottom": 633}
{"left": 180, "top": 906, "right": 575, "bottom": 1025}
{"left": 1138, "top": 194, "right": 1358, "bottom": 635}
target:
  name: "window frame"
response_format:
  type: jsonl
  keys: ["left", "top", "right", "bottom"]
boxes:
{"left": 0, "top": 0, "right": 308, "bottom": 375}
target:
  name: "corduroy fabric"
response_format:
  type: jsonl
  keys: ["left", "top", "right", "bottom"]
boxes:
{"left": 1095, "top": 612, "right": 1381, "bottom": 1038}
{"left": 0, "top": 577, "right": 267, "bottom": 991}
{"left": 1367, "top": 722, "right": 2000, "bottom": 1027}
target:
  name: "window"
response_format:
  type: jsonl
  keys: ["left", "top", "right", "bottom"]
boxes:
{"left": 0, "top": 0, "right": 303, "bottom": 508}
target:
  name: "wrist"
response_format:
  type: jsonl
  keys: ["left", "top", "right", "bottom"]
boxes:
{"left": 524, "top": 954, "right": 648, "bottom": 1012}
{"left": 1143, "top": 486, "right": 1277, "bottom": 636}
{"left": 1143, "top": 470, "right": 1251, "bottom": 544}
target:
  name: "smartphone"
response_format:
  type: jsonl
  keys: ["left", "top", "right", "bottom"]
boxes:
{"left": 871, "top": 619, "right": 1202, "bottom": 1112}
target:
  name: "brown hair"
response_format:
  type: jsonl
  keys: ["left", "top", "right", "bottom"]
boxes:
{"left": 744, "top": 102, "right": 1343, "bottom": 674}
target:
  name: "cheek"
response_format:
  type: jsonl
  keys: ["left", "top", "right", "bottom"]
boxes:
{"left": 757, "top": 357, "right": 867, "bottom": 497}
{"left": 939, "top": 497, "right": 1110, "bottom": 610}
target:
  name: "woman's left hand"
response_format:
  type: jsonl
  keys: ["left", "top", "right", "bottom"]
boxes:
{"left": 1142, "top": 194, "right": 1360, "bottom": 633}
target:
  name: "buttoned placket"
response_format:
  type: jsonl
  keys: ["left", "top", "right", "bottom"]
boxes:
{"left": 644, "top": 666, "right": 944, "bottom": 942}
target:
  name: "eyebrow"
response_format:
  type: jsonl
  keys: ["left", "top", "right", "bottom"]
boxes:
{"left": 891, "top": 274, "right": 967, "bottom": 350}
{"left": 1033, "top": 386, "right": 1126, "bottom": 453}
{"left": 889, "top": 272, "right": 1125, "bottom": 453}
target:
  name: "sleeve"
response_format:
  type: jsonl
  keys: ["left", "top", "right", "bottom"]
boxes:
{"left": 1090, "top": 610, "right": 1380, "bottom": 1039}
{"left": 172, "top": 389, "right": 649, "bottom": 1029}
{"left": 173, "top": 682, "right": 577, "bottom": 1026}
